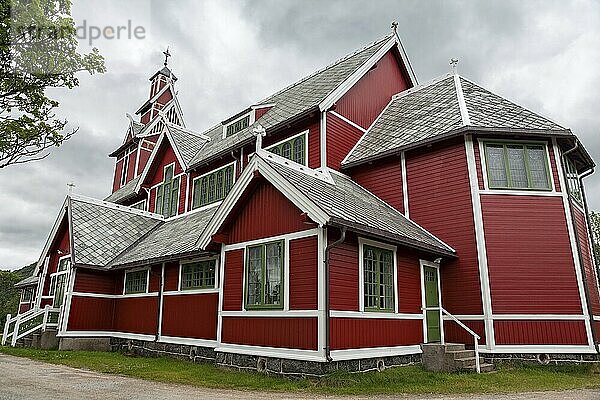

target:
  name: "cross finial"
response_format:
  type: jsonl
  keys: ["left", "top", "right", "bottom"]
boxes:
{"left": 163, "top": 47, "right": 171, "bottom": 67}
{"left": 450, "top": 58, "right": 459, "bottom": 74}
{"left": 67, "top": 182, "right": 75, "bottom": 196}
{"left": 252, "top": 124, "right": 267, "bottom": 153}
{"left": 391, "top": 21, "right": 398, "bottom": 34}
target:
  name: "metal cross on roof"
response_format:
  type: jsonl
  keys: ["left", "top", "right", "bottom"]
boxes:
{"left": 450, "top": 58, "right": 459, "bottom": 74}
{"left": 163, "top": 47, "right": 171, "bottom": 67}
{"left": 391, "top": 21, "right": 398, "bottom": 34}
{"left": 67, "top": 182, "right": 76, "bottom": 195}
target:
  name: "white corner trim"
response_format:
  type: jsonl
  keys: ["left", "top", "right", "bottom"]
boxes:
{"left": 330, "top": 345, "right": 422, "bottom": 361}
{"left": 401, "top": 151, "right": 409, "bottom": 218}
{"left": 320, "top": 111, "right": 327, "bottom": 168}
{"left": 453, "top": 74, "right": 471, "bottom": 126}
{"left": 317, "top": 226, "right": 326, "bottom": 358}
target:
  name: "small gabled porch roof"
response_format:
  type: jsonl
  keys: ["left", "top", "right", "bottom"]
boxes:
{"left": 198, "top": 151, "right": 455, "bottom": 258}
{"left": 15, "top": 275, "right": 38, "bottom": 289}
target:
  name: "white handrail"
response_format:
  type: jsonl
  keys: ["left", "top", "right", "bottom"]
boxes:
{"left": 3, "top": 306, "right": 60, "bottom": 347}
{"left": 441, "top": 307, "right": 481, "bottom": 373}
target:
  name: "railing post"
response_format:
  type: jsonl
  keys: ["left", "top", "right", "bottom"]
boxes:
{"left": 475, "top": 337, "right": 480, "bottom": 373}
{"left": 2, "top": 314, "right": 11, "bottom": 345}
{"left": 42, "top": 305, "right": 50, "bottom": 332}
{"left": 11, "top": 314, "right": 21, "bottom": 347}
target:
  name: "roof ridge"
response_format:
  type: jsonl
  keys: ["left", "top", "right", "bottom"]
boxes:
{"left": 257, "top": 150, "right": 335, "bottom": 184}
{"left": 70, "top": 194, "right": 164, "bottom": 220}
{"left": 391, "top": 72, "right": 453, "bottom": 101}
{"left": 453, "top": 73, "right": 471, "bottom": 126}
{"left": 257, "top": 34, "right": 394, "bottom": 105}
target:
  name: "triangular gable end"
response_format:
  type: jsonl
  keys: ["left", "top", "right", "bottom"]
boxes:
{"left": 33, "top": 198, "right": 70, "bottom": 276}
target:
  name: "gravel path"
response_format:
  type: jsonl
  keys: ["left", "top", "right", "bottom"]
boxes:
{"left": 0, "top": 353, "right": 597, "bottom": 399}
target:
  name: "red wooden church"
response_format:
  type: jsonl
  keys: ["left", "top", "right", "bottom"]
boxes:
{"left": 5, "top": 25, "right": 600, "bottom": 374}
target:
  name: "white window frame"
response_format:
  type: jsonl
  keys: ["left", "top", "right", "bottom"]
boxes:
{"left": 178, "top": 257, "right": 219, "bottom": 293}
{"left": 120, "top": 152, "right": 130, "bottom": 188}
{"left": 20, "top": 286, "right": 35, "bottom": 304}
{"left": 153, "top": 162, "right": 181, "bottom": 217}
{"left": 264, "top": 130, "right": 309, "bottom": 166}
{"left": 191, "top": 161, "right": 237, "bottom": 210}
{"left": 130, "top": 199, "right": 147, "bottom": 211}
{"left": 358, "top": 238, "right": 398, "bottom": 314}
{"left": 222, "top": 110, "right": 256, "bottom": 139}
{"left": 49, "top": 255, "right": 71, "bottom": 307}
{"left": 123, "top": 267, "right": 150, "bottom": 295}
{"left": 479, "top": 138, "right": 556, "bottom": 193}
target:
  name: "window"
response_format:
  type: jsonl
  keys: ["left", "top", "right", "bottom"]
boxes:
{"left": 120, "top": 154, "right": 129, "bottom": 187}
{"left": 363, "top": 244, "right": 394, "bottom": 312}
{"left": 21, "top": 287, "right": 34, "bottom": 302}
{"left": 484, "top": 142, "right": 551, "bottom": 190}
{"left": 267, "top": 132, "right": 306, "bottom": 165}
{"left": 565, "top": 158, "right": 582, "bottom": 204}
{"left": 131, "top": 200, "right": 146, "bottom": 211}
{"left": 245, "top": 241, "right": 284, "bottom": 309}
{"left": 225, "top": 114, "right": 250, "bottom": 137}
{"left": 124, "top": 270, "right": 148, "bottom": 294}
{"left": 50, "top": 257, "right": 70, "bottom": 307}
{"left": 192, "top": 164, "right": 235, "bottom": 209}
{"left": 155, "top": 164, "right": 180, "bottom": 217}
{"left": 180, "top": 260, "right": 216, "bottom": 290}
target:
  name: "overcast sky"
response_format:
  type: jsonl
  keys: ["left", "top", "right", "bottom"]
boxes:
{"left": 1, "top": 0, "right": 599, "bottom": 270}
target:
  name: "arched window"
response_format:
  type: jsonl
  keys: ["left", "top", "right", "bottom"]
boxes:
{"left": 293, "top": 137, "right": 304, "bottom": 164}
{"left": 281, "top": 142, "right": 291, "bottom": 159}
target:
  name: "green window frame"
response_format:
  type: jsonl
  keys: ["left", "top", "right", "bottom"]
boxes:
{"left": 180, "top": 260, "right": 216, "bottom": 290}
{"left": 192, "top": 164, "right": 235, "bottom": 209}
{"left": 124, "top": 270, "right": 148, "bottom": 294}
{"left": 155, "top": 164, "right": 180, "bottom": 217}
{"left": 268, "top": 133, "right": 306, "bottom": 165}
{"left": 565, "top": 157, "right": 582, "bottom": 204}
{"left": 484, "top": 142, "right": 551, "bottom": 190}
{"left": 245, "top": 241, "right": 284, "bottom": 310}
{"left": 226, "top": 114, "right": 250, "bottom": 137}
{"left": 363, "top": 244, "right": 394, "bottom": 312}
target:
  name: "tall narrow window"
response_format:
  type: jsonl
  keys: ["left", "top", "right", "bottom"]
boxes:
{"left": 565, "top": 157, "right": 582, "bottom": 204}
{"left": 124, "top": 270, "right": 148, "bottom": 294}
{"left": 245, "top": 241, "right": 284, "bottom": 309}
{"left": 267, "top": 132, "right": 306, "bottom": 165}
{"left": 50, "top": 257, "right": 70, "bottom": 308}
{"left": 155, "top": 164, "right": 180, "bottom": 217}
{"left": 484, "top": 142, "right": 550, "bottom": 190}
{"left": 363, "top": 245, "right": 394, "bottom": 312}
{"left": 120, "top": 154, "right": 129, "bottom": 187}
{"left": 192, "top": 164, "right": 235, "bottom": 209}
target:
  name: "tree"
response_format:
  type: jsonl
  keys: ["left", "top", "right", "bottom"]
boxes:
{"left": 0, "top": 0, "right": 105, "bottom": 168}
{"left": 590, "top": 211, "right": 600, "bottom": 262}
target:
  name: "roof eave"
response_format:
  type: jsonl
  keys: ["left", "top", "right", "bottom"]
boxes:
{"left": 109, "top": 250, "right": 217, "bottom": 270}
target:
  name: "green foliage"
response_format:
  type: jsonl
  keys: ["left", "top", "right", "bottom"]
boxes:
{"left": 0, "top": 0, "right": 105, "bottom": 168}
{"left": 3, "top": 348, "right": 600, "bottom": 395}
{"left": 0, "top": 262, "right": 35, "bottom": 326}
{"left": 590, "top": 211, "right": 600, "bottom": 262}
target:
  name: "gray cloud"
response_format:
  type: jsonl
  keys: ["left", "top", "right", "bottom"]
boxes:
{"left": 1, "top": 0, "right": 599, "bottom": 269}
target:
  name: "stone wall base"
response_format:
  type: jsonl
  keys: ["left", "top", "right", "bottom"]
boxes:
{"left": 108, "top": 337, "right": 420, "bottom": 377}
{"left": 59, "top": 337, "right": 111, "bottom": 351}
{"left": 482, "top": 352, "right": 600, "bottom": 366}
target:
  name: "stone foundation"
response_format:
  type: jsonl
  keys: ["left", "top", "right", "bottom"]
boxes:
{"left": 108, "top": 337, "right": 420, "bottom": 377}
{"left": 482, "top": 352, "right": 600, "bottom": 366}
{"left": 59, "top": 337, "right": 111, "bottom": 351}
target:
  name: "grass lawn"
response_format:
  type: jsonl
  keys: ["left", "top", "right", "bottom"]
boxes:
{"left": 2, "top": 346, "right": 600, "bottom": 395}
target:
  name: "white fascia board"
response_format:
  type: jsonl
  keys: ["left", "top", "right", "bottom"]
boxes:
{"left": 392, "top": 31, "right": 418, "bottom": 87}
{"left": 33, "top": 198, "right": 69, "bottom": 276}
{"left": 319, "top": 37, "right": 396, "bottom": 112}
{"left": 134, "top": 132, "right": 166, "bottom": 193}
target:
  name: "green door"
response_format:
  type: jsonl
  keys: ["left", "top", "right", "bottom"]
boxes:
{"left": 423, "top": 266, "right": 441, "bottom": 342}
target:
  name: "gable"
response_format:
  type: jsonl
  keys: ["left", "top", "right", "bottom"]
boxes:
{"left": 143, "top": 136, "right": 184, "bottom": 188}
{"left": 335, "top": 49, "right": 411, "bottom": 129}
{"left": 218, "top": 179, "right": 316, "bottom": 244}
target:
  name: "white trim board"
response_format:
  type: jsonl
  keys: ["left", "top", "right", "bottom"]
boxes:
{"left": 330, "top": 345, "right": 422, "bottom": 361}
{"left": 216, "top": 343, "right": 324, "bottom": 362}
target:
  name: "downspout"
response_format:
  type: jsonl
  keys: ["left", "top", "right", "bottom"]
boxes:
{"left": 231, "top": 149, "right": 242, "bottom": 175}
{"left": 155, "top": 263, "right": 165, "bottom": 342}
{"left": 324, "top": 226, "right": 346, "bottom": 362}
{"left": 561, "top": 141, "right": 598, "bottom": 348}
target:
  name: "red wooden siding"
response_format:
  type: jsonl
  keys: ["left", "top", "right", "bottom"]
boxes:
{"left": 329, "top": 231, "right": 359, "bottom": 311}
{"left": 351, "top": 156, "right": 404, "bottom": 214}
{"left": 73, "top": 269, "right": 116, "bottom": 294}
{"left": 573, "top": 206, "right": 600, "bottom": 315}
{"left": 113, "top": 297, "right": 158, "bottom": 335}
{"left": 444, "top": 320, "right": 486, "bottom": 345}
{"left": 473, "top": 139, "right": 485, "bottom": 190}
{"left": 178, "top": 173, "right": 187, "bottom": 214}
{"left": 19, "top": 304, "right": 32, "bottom": 314}
{"left": 163, "top": 262, "right": 180, "bottom": 292}
{"left": 161, "top": 293, "right": 218, "bottom": 339}
{"left": 548, "top": 144, "right": 561, "bottom": 192}
{"left": 223, "top": 249, "right": 244, "bottom": 311}
{"left": 326, "top": 113, "right": 365, "bottom": 170}
{"left": 262, "top": 120, "right": 320, "bottom": 169}
{"left": 335, "top": 50, "right": 410, "bottom": 129}
{"left": 330, "top": 318, "right": 422, "bottom": 350}
{"left": 148, "top": 265, "right": 161, "bottom": 293}
{"left": 289, "top": 236, "right": 318, "bottom": 310}
{"left": 113, "top": 158, "right": 124, "bottom": 193}
{"left": 41, "top": 220, "right": 70, "bottom": 297}
{"left": 138, "top": 148, "right": 152, "bottom": 175}
{"left": 494, "top": 320, "right": 588, "bottom": 345}
{"left": 397, "top": 249, "right": 423, "bottom": 314}
{"left": 221, "top": 317, "right": 317, "bottom": 350}
{"left": 255, "top": 106, "right": 273, "bottom": 120}
{"left": 126, "top": 150, "right": 137, "bottom": 183}
{"left": 482, "top": 195, "right": 582, "bottom": 314}
{"left": 146, "top": 140, "right": 183, "bottom": 188}
{"left": 224, "top": 181, "right": 312, "bottom": 244}
{"left": 68, "top": 297, "right": 114, "bottom": 331}
{"left": 406, "top": 138, "right": 482, "bottom": 315}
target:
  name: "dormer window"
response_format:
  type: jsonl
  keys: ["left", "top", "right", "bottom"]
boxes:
{"left": 225, "top": 114, "right": 251, "bottom": 137}
{"left": 266, "top": 130, "right": 307, "bottom": 166}
{"left": 192, "top": 163, "right": 235, "bottom": 209}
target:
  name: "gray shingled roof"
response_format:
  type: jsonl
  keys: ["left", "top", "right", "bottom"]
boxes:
{"left": 104, "top": 175, "right": 141, "bottom": 203}
{"left": 70, "top": 198, "right": 162, "bottom": 267}
{"left": 343, "top": 74, "right": 570, "bottom": 167}
{"left": 109, "top": 206, "right": 218, "bottom": 268}
{"left": 259, "top": 153, "right": 454, "bottom": 256}
{"left": 188, "top": 35, "right": 394, "bottom": 169}
{"left": 15, "top": 275, "right": 38, "bottom": 288}
{"left": 167, "top": 124, "right": 207, "bottom": 168}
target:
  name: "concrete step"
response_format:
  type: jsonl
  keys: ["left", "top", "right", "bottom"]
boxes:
{"left": 444, "top": 343, "right": 466, "bottom": 352}
{"left": 455, "top": 357, "right": 478, "bottom": 369}
{"left": 445, "top": 349, "right": 475, "bottom": 360}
